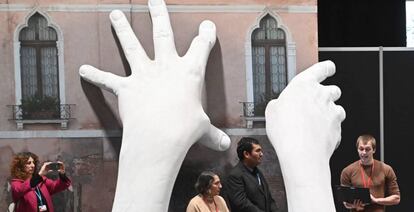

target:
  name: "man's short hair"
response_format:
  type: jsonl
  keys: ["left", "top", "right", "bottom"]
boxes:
{"left": 356, "top": 134, "right": 376, "bottom": 151}
{"left": 237, "top": 137, "right": 260, "bottom": 160}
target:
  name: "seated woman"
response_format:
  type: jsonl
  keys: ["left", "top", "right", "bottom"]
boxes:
{"left": 186, "top": 171, "right": 229, "bottom": 212}
{"left": 10, "top": 152, "right": 72, "bottom": 212}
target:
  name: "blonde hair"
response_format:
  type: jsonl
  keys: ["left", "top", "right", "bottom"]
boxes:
{"left": 356, "top": 134, "right": 376, "bottom": 151}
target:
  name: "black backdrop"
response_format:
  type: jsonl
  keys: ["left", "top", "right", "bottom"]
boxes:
{"left": 382, "top": 51, "right": 414, "bottom": 212}
{"left": 318, "top": 1, "right": 412, "bottom": 211}
{"left": 318, "top": 0, "right": 406, "bottom": 47}
{"left": 319, "top": 51, "right": 380, "bottom": 211}
{"left": 320, "top": 50, "right": 414, "bottom": 212}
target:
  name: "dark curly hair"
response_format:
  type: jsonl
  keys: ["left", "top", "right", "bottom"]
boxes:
{"left": 10, "top": 152, "right": 39, "bottom": 180}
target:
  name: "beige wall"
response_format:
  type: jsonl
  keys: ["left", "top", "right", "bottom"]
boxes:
{"left": 0, "top": 1, "right": 317, "bottom": 130}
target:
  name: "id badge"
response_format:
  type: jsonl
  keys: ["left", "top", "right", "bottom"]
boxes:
{"left": 39, "top": 205, "right": 47, "bottom": 211}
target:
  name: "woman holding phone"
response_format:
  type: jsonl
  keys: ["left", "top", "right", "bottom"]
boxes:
{"left": 10, "top": 152, "right": 71, "bottom": 212}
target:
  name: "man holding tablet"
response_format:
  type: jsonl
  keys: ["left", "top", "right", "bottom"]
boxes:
{"left": 340, "top": 134, "right": 400, "bottom": 211}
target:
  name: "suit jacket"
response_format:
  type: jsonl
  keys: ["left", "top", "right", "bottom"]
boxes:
{"left": 225, "top": 162, "right": 277, "bottom": 212}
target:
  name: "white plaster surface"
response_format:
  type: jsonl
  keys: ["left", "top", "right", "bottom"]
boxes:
{"left": 79, "top": 0, "right": 230, "bottom": 211}
{"left": 266, "top": 60, "right": 346, "bottom": 212}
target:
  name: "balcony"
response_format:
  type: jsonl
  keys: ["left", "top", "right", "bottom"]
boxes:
{"left": 241, "top": 102, "right": 266, "bottom": 128}
{"left": 8, "top": 104, "right": 75, "bottom": 130}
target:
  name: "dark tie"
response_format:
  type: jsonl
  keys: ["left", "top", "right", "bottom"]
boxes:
{"left": 253, "top": 168, "right": 261, "bottom": 185}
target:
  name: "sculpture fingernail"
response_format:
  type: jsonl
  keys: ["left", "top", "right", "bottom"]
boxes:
{"left": 110, "top": 10, "right": 123, "bottom": 21}
{"left": 149, "top": 0, "right": 163, "bottom": 6}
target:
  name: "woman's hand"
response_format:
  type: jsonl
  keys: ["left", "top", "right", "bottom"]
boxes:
{"left": 39, "top": 161, "right": 66, "bottom": 176}
{"left": 38, "top": 162, "right": 52, "bottom": 176}
{"left": 56, "top": 161, "right": 66, "bottom": 175}
{"left": 79, "top": 1, "right": 230, "bottom": 210}
{"left": 265, "top": 61, "right": 345, "bottom": 212}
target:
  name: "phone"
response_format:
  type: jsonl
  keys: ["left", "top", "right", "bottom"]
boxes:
{"left": 47, "top": 162, "right": 62, "bottom": 171}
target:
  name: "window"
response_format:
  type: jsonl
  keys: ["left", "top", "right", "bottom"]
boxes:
{"left": 20, "top": 13, "right": 59, "bottom": 100}
{"left": 19, "top": 13, "right": 60, "bottom": 119}
{"left": 251, "top": 14, "right": 287, "bottom": 116}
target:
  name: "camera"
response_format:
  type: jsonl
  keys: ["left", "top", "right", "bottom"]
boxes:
{"left": 46, "top": 162, "right": 62, "bottom": 171}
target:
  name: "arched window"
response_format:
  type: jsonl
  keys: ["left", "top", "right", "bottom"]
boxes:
{"left": 251, "top": 14, "right": 287, "bottom": 116}
{"left": 19, "top": 13, "right": 60, "bottom": 119}
{"left": 20, "top": 13, "right": 59, "bottom": 100}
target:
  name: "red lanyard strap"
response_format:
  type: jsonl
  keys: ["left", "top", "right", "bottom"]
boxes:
{"left": 359, "top": 161, "right": 375, "bottom": 188}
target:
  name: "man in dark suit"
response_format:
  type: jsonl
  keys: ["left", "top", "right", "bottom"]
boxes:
{"left": 225, "top": 137, "right": 277, "bottom": 212}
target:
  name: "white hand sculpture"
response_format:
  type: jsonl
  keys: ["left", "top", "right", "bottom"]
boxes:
{"left": 79, "top": 0, "right": 230, "bottom": 211}
{"left": 265, "top": 61, "right": 346, "bottom": 212}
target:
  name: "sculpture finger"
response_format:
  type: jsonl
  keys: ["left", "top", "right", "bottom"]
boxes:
{"left": 79, "top": 65, "right": 124, "bottom": 95}
{"left": 334, "top": 104, "right": 346, "bottom": 122}
{"left": 198, "top": 124, "right": 231, "bottom": 151}
{"left": 110, "top": 10, "right": 149, "bottom": 70}
{"left": 298, "top": 60, "right": 336, "bottom": 83}
{"left": 148, "top": 0, "right": 177, "bottom": 60}
{"left": 322, "top": 85, "right": 342, "bottom": 102}
{"left": 332, "top": 104, "right": 345, "bottom": 150}
{"left": 184, "top": 20, "right": 217, "bottom": 72}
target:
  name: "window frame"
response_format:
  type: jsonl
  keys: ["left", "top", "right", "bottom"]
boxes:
{"left": 20, "top": 40, "right": 60, "bottom": 99}
{"left": 251, "top": 35, "right": 288, "bottom": 104}
{"left": 246, "top": 12, "right": 294, "bottom": 118}
{"left": 13, "top": 10, "right": 66, "bottom": 106}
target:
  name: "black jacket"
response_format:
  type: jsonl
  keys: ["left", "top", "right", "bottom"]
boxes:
{"left": 225, "top": 162, "right": 277, "bottom": 212}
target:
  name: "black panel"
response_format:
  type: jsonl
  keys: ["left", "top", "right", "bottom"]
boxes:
{"left": 319, "top": 51, "right": 380, "bottom": 211}
{"left": 318, "top": 0, "right": 406, "bottom": 47}
{"left": 383, "top": 51, "right": 414, "bottom": 212}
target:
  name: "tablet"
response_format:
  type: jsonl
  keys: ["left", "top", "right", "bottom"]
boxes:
{"left": 333, "top": 185, "right": 371, "bottom": 204}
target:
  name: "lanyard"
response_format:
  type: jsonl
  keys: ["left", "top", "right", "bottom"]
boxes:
{"left": 359, "top": 161, "right": 375, "bottom": 188}
{"left": 34, "top": 187, "right": 44, "bottom": 206}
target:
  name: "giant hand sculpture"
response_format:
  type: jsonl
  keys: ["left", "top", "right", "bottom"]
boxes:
{"left": 266, "top": 61, "right": 346, "bottom": 212}
{"left": 79, "top": 0, "right": 230, "bottom": 211}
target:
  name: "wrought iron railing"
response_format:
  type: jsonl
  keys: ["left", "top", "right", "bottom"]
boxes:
{"left": 240, "top": 102, "right": 266, "bottom": 117}
{"left": 8, "top": 104, "right": 75, "bottom": 120}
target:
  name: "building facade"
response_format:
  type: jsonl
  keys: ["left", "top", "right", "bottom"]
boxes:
{"left": 0, "top": 0, "right": 317, "bottom": 211}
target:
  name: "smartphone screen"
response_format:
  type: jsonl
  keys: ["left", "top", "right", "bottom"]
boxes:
{"left": 47, "top": 163, "right": 62, "bottom": 171}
